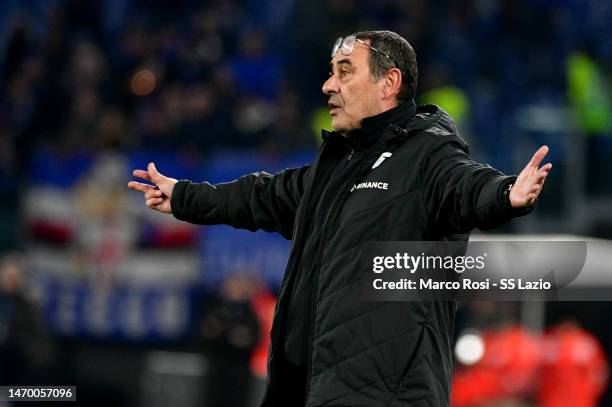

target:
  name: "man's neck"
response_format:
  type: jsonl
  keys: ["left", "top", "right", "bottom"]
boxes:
{"left": 339, "top": 103, "right": 400, "bottom": 137}
{"left": 343, "top": 99, "right": 417, "bottom": 148}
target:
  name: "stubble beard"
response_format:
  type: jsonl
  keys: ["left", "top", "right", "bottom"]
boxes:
{"left": 332, "top": 116, "right": 361, "bottom": 136}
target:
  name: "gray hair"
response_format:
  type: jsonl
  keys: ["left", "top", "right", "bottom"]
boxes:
{"left": 354, "top": 30, "right": 418, "bottom": 102}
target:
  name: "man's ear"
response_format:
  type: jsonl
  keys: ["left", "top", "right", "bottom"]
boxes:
{"left": 383, "top": 68, "right": 402, "bottom": 100}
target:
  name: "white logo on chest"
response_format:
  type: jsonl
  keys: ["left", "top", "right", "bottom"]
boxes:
{"left": 350, "top": 181, "right": 389, "bottom": 192}
{"left": 372, "top": 152, "right": 392, "bottom": 169}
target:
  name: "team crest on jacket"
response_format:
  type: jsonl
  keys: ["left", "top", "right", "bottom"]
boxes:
{"left": 372, "top": 152, "right": 392, "bottom": 169}
{"left": 350, "top": 181, "right": 389, "bottom": 192}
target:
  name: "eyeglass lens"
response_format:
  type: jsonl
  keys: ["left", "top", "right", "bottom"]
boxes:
{"left": 331, "top": 35, "right": 357, "bottom": 58}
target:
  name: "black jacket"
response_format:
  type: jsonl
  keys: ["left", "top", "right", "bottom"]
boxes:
{"left": 171, "top": 103, "right": 532, "bottom": 406}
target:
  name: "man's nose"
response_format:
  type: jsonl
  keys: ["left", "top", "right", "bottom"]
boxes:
{"left": 322, "top": 76, "right": 338, "bottom": 95}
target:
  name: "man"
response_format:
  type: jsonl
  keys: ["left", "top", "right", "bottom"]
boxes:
{"left": 129, "top": 31, "right": 551, "bottom": 406}
{"left": 0, "top": 253, "right": 56, "bottom": 385}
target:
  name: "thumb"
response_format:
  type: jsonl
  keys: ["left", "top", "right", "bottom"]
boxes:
{"left": 147, "top": 162, "right": 163, "bottom": 184}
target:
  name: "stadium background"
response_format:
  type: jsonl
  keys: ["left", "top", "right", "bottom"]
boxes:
{"left": 0, "top": 0, "right": 611, "bottom": 406}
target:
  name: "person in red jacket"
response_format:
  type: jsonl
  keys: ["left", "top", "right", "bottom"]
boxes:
{"left": 538, "top": 322, "right": 609, "bottom": 407}
{"left": 452, "top": 322, "right": 609, "bottom": 407}
{"left": 452, "top": 325, "right": 541, "bottom": 406}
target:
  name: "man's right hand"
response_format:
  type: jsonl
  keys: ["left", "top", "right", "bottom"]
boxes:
{"left": 128, "top": 162, "right": 178, "bottom": 214}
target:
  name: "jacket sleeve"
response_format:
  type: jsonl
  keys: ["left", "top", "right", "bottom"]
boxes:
{"left": 420, "top": 137, "right": 533, "bottom": 234}
{"left": 170, "top": 165, "right": 310, "bottom": 240}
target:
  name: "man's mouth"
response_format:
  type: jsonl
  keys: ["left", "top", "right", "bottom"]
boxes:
{"left": 329, "top": 102, "right": 341, "bottom": 114}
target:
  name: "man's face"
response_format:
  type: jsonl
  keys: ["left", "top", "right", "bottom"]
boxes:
{"left": 322, "top": 40, "right": 384, "bottom": 133}
{"left": 0, "top": 263, "right": 21, "bottom": 294}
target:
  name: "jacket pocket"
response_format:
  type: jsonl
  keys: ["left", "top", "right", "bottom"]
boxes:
{"left": 390, "top": 359, "right": 439, "bottom": 407}
{"left": 390, "top": 325, "right": 449, "bottom": 407}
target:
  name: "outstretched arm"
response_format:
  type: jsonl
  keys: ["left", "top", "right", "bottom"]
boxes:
{"left": 128, "top": 162, "right": 310, "bottom": 240}
{"left": 421, "top": 137, "right": 552, "bottom": 234}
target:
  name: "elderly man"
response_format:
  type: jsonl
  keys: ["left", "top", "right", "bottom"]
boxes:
{"left": 129, "top": 30, "right": 551, "bottom": 406}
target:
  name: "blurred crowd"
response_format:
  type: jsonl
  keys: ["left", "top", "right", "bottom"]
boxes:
{"left": 0, "top": 0, "right": 312, "bottom": 162}
{"left": 452, "top": 322, "right": 608, "bottom": 407}
{"left": 0, "top": 0, "right": 610, "bottom": 250}
{"left": 1, "top": 0, "right": 611, "bottom": 345}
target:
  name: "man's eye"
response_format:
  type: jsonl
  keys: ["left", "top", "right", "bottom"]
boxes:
{"left": 328, "top": 70, "right": 349, "bottom": 78}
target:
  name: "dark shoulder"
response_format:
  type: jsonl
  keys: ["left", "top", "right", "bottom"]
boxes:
{"left": 397, "top": 104, "right": 470, "bottom": 154}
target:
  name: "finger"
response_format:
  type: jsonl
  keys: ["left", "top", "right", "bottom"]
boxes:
{"left": 147, "top": 162, "right": 163, "bottom": 184}
{"left": 145, "top": 189, "right": 163, "bottom": 200}
{"left": 536, "top": 172, "right": 549, "bottom": 185}
{"left": 535, "top": 164, "right": 551, "bottom": 184}
{"left": 132, "top": 169, "right": 152, "bottom": 182}
{"left": 538, "top": 163, "right": 552, "bottom": 175}
{"left": 528, "top": 145, "right": 549, "bottom": 169}
{"left": 146, "top": 197, "right": 164, "bottom": 207}
{"left": 128, "top": 181, "right": 155, "bottom": 193}
{"left": 538, "top": 173, "right": 548, "bottom": 190}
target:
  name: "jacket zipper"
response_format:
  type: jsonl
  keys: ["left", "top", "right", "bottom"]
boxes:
{"left": 304, "top": 143, "right": 356, "bottom": 404}
{"left": 303, "top": 128, "right": 402, "bottom": 404}
{"left": 303, "top": 144, "right": 386, "bottom": 405}
{"left": 304, "top": 185, "right": 348, "bottom": 405}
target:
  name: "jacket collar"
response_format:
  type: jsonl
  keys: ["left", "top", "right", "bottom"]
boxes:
{"left": 322, "top": 99, "right": 417, "bottom": 150}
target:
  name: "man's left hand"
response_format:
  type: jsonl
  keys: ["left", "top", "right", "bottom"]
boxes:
{"left": 509, "top": 145, "right": 552, "bottom": 208}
